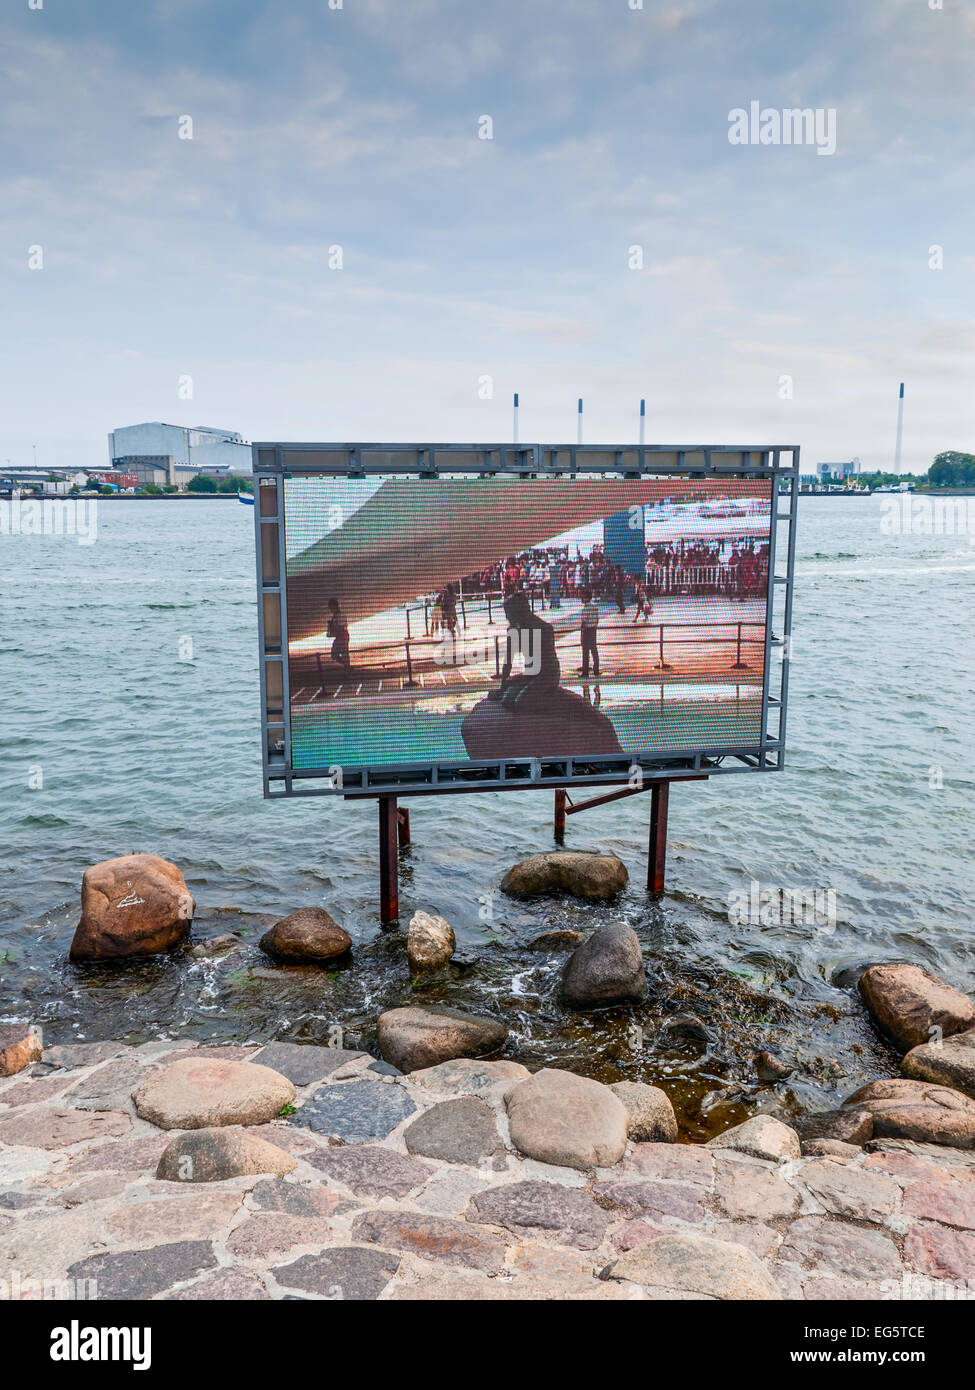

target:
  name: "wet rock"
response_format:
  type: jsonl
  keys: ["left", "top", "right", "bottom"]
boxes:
{"left": 0, "top": 1025, "right": 43, "bottom": 1078}
{"left": 376, "top": 1005, "right": 507, "bottom": 1073}
{"left": 305, "top": 1144, "right": 432, "bottom": 1199}
{"left": 660, "top": 1014, "right": 713, "bottom": 1044}
{"left": 249, "top": 1041, "right": 368, "bottom": 1086}
{"left": 501, "top": 851, "right": 628, "bottom": 902}
{"left": 406, "top": 910, "right": 455, "bottom": 971}
{"left": 561, "top": 923, "right": 646, "bottom": 1009}
{"left": 858, "top": 963, "right": 975, "bottom": 1053}
{"left": 410, "top": 1058, "right": 530, "bottom": 1096}
{"left": 605, "top": 1233, "right": 781, "bottom": 1300}
{"left": 69, "top": 854, "right": 195, "bottom": 960}
{"left": 529, "top": 930, "right": 583, "bottom": 951}
{"left": 795, "top": 1108, "right": 874, "bottom": 1147}
{"left": 403, "top": 1097, "right": 502, "bottom": 1165}
{"left": 754, "top": 1050, "right": 793, "bottom": 1083}
{"left": 841, "top": 1077, "right": 975, "bottom": 1148}
{"left": 609, "top": 1081, "right": 677, "bottom": 1142}
{"left": 468, "top": 1181, "right": 612, "bottom": 1249}
{"left": 288, "top": 1077, "right": 415, "bottom": 1142}
{"left": 273, "top": 1247, "right": 400, "bottom": 1300}
{"left": 902, "top": 1028, "right": 975, "bottom": 1100}
{"left": 132, "top": 1058, "right": 296, "bottom": 1130}
{"left": 506, "top": 1067, "right": 628, "bottom": 1171}
{"left": 155, "top": 1127, "right": 296, "bottom": 1181}
{"left": 67, "top": 1242, "right": 218, "bottom": 1300}
{"left": 188, "top": 934, "right": 241, "bottom": 960}
{"left": 259, "top": 908, "right": 352, "bottom": 965}
{"left": 706, "top": 1115, "right": 801, "bottom": 1163}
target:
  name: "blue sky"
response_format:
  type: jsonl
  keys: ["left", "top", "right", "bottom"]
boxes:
{"left": 1, "top": 0, "right": 973, "bottom": 472}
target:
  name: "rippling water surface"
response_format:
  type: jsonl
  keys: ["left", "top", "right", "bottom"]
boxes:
{"left": 2, "top": 495, "right": 973, "bottom": 1137}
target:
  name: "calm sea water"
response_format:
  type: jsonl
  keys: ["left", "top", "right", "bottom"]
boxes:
{"left": 2, "top": 494, "right": 973, "bottom": 1137}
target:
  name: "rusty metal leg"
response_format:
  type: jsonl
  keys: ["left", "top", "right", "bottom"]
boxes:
{"left": 397, "top": 806, "right": 411, "bottom": 848}
{"left": 554, "top": 789, "right": 566, "bottom": 843}
{"left": 648, "top": 781, "right": 670, "bottom": 894}
{"left": 379, "top": 795, "right": 399, "bottom": 925}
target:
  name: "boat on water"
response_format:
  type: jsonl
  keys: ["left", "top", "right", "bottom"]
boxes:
{"left": 238, "top": 491, "right": 255, "bottom": 505}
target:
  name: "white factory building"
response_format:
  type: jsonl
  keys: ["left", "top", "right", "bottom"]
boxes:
{"left": 108, "top": 422, "right": 252, "bottom": 486}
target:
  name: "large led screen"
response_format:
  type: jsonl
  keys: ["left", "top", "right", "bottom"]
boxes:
{"left": 281, "top": 474, "right": 773, "bottom": 775}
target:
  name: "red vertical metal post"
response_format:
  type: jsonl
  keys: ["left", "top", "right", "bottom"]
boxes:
{"left": 648, "top": 780, "right": 670, "bottom": 894}
{"left": 379, "top": 795, "right": 399, "bottom": 924}
{"left": 554, "top": 789, "right": 566, "bottom": 842}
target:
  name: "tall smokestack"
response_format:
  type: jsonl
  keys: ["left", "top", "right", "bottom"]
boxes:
{"left": 639, "top": 397, "right": 646, "bottom": 446}
{"left": 512, "top": 392, "right": 519, "bottom": 444}
{"left": 577, "top": 397, "right": 583, "bottom": 446}
{"left": 894, "top": 381, "right": 905, "bottom": 473}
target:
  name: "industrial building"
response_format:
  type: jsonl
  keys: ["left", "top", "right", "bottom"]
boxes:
{"left": 107, "top": 423, "right": 251, "bottom": 487}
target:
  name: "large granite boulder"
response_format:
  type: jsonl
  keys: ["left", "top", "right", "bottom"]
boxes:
{"left": 69, "top": 854, "right": 195, "bottom": 960}
{"left": 407, "top": 911, "right": 455, "bottom": 971}
{"left": 133, "top": 1058, "right": 296, "bottom": 1130}
{"left": 902, "top": 1028, "right": 975, "bottom": 1100}
{"left": 376, "top": 1006, "right": 508, "bottom": 1074}
{"left": 501, "top": 851, "right": 628, "bottom": 902}
{"left": 155, "top": 1127, "right": 296, "bottom": 1181}
{"left": 259, "top": 908, "right": 351, "bottom": 964}
{"left": 505, "top": 1067, "right": 628, "bottom": 1171}
{"left": 858, "top": 963, "right": 975, "bottom": 1053}
{"left": 841, "top": 1077, "right": 975, "bottom": 1148}
{"left": 561, "top": 922, "right": 646, "bottom": 1008}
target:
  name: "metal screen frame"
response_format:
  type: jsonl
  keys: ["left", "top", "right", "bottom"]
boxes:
{"left": 253, "top": 442, "right": 798, "bottom": 799}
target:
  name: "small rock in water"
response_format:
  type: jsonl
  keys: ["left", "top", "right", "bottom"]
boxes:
{"left": 706, "top": 1114, "right": 801, "bottom": 1162}
{"left": 406, "top": 910, "right": 455, "bottom": 971}
{"left": 69, "top": 853, "right": 195, "bottom": 960}
{"left": 133, "top": 1058, "right": 296, "bottom": 1130}
{"left": 528, "top": 929, "right": 584, "bottom": 951}
{"left": 660, "top": 1014, "right": 713, "bottom": 1044}
{"left": 259, "top": 908, "right": 352, "bottom": 965}
{"left": 376, "top": 1006, "right": 508, "bottom": 1074}
{"left": 155, "top": 1127, "right": 296, "bottom": 1181}
{"left": 501, "top": 850, "right": 628, "bottom": 902}
{"left": 754, "top": 1050, "right": 793, "bottom": 1083}
{"left": 609, "top": 1081, "right": 677, "bottom": 1143}
{"left": 561, "top": 922, "right": 647, "bottom": 1009}
{"left": 858, "top": 963, "right": 975, "bottom": 1053}
{"left": 506, "top": 1067, "right": 628, "bottom": 1171}
{"left": 0, "top": 1025, "right": 43, "bottom": 1078}
{"left": 188, "top": 934, "right": 241, "bottom": 960}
